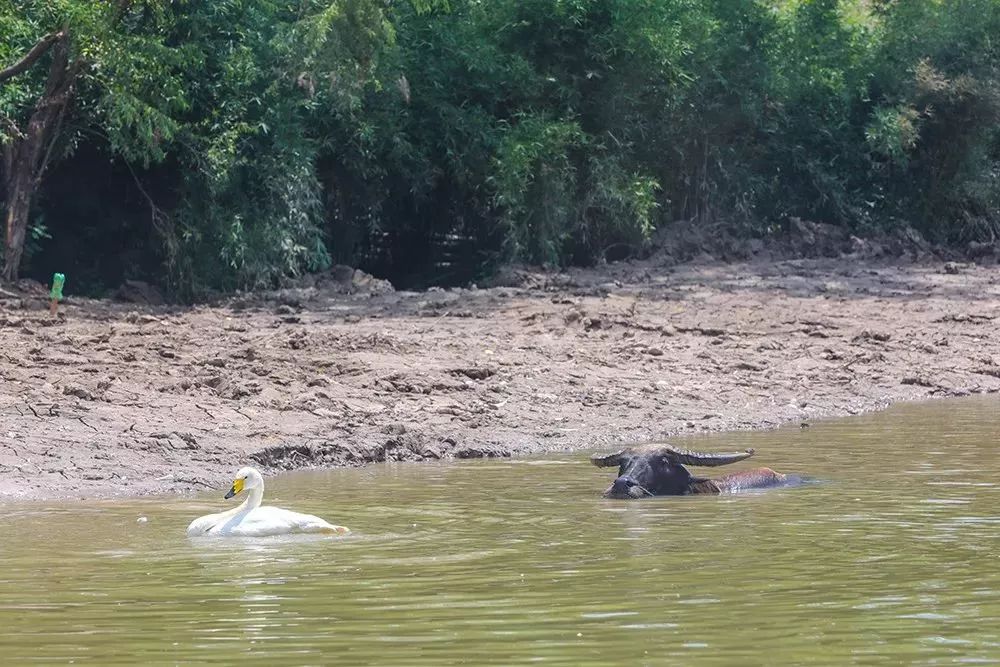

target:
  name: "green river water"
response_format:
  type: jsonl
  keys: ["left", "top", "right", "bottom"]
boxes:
{"left": 1, "top": 397, "right": 999, "bottom": 665}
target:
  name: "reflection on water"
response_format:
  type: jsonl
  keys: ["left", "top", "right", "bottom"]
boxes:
{"left": 2, "top": 397, "right": 1000, "bottom": 664}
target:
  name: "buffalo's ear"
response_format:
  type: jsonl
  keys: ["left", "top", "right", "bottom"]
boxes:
{"left": 590, "top": 450, "right": 626, "bottom": 468}
{"left": 662, "top": 446, "right": 755, "bottom": 467}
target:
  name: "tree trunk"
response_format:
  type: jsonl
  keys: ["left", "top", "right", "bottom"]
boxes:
{"left": 3, "top": 153, "right": 37, "bottom": 281}
{"left": 1, "top": 32, "right": 77, "bottom": 282}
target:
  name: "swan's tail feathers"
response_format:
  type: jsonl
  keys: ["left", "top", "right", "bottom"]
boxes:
{"left": 321, "top": 524, "right": 351, "bottom": 535}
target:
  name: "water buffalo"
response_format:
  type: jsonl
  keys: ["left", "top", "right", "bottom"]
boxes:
{"left": 591, "top": 443, "right": 787, "bottom": 499}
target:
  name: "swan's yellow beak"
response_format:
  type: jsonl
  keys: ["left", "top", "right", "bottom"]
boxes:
{"left": 224, "top": 477, "right": 245, "bottom": 499}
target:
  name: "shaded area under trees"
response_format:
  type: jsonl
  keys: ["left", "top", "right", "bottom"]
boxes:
{"left": 2, "top": 0, "right": 1000, "bottom": 296}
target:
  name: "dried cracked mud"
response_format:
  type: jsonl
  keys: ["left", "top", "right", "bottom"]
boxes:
{"left": 2, "top": 257, "right": 999, "bottom": 500}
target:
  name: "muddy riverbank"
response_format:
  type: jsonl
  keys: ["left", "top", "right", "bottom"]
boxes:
{"left": 2, "top": 257, "right": 999, "bottom": 500}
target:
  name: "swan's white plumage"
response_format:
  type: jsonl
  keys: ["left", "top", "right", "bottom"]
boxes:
{"left": 186, "top": 467, "right": 349, "bottom": 537}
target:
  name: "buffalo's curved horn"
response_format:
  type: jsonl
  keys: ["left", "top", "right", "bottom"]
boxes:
{"left": 662, "top": 445, "right": 755, "bottom": 467}
{"left": 590, "top": 450, "right": 626, "bottom": 468}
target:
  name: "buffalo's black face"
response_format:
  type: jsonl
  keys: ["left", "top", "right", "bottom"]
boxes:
{"left": 603, "top": 454, "right": 692, "bottom": 499}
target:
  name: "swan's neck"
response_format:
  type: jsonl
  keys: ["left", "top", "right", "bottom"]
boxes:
{"left": 237, "top": 485, "right": 264, "bottom": 512}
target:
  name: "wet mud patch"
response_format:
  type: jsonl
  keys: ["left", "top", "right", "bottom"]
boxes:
{"left": 248, "top": 427, "right": 509, "bottom": 471}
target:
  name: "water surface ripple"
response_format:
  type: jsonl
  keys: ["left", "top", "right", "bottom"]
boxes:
{"left": 1, "top": 397, "right": 999, "bottom": 665}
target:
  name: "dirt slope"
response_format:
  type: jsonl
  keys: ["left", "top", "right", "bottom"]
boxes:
{"left": 2, "top": 258, "right": 999, "bottom": 500}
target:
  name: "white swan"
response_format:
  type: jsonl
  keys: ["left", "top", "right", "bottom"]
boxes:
{"left": 186, "top": 466, "right": 350, "bottom": 537}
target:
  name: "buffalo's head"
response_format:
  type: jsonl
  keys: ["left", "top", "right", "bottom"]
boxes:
{"left": 591, "top": 444, "right": 755, "bottom": 499}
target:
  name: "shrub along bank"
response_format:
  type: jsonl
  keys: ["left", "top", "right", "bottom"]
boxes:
{"left": 2, "top": 1, "right": 998, "bottom": 295}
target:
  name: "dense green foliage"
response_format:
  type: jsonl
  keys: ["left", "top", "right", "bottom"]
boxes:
{"left": 2, "top": 0, "right": 1000, "bottom": 294}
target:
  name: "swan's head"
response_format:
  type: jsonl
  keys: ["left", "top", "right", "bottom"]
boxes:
{"left": 224, "top": 466, "right": 264, "bottom": 499}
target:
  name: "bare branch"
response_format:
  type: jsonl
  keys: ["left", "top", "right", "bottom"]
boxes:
{"left": 35, "top": 98, "right": 68, "bottom": 183}
{"left": 0, "top": 32, "right": 64, "bottom": 84}
{"left": 121, "top": 156, "right": 175, "bottom": 263}
{"left": 34, "top": 55, "right": 83, "bottom": 184}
